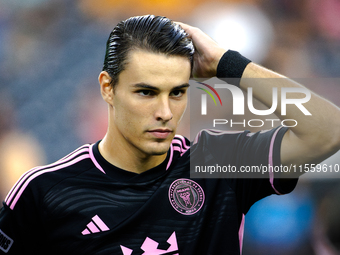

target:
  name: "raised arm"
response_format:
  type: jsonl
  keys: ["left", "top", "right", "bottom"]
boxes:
{"left": 178, "top": 22, "right": 340, "bottom": 169}
{"left": 241, "top": 63, "right": 340, "bottom": 167}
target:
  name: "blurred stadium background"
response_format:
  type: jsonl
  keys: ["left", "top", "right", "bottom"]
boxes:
{"left": 0, "top": 0, "right": 340, "bottom": 254}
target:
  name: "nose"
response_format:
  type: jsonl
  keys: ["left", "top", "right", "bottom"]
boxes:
{"left": 155, "top": 96, "right": 173, "bottom": 122}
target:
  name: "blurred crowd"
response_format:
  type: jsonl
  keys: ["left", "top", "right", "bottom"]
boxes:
{"left": 0, "top": 0, "right": 339, "bottom": 254}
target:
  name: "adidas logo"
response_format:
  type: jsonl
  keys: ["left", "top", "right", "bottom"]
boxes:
{"left": 81, "top": 215, "right": 110, "bottom": 235}
{"left": 120, "top": 231, "right": 179, "bottom": 255}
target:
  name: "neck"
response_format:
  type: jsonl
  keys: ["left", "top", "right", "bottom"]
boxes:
{"left": 98, "top": 134, "right": 168, "bottom": 174}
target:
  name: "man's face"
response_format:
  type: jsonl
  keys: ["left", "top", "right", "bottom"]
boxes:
{"left": 108, "top": 49, "right": 191, "bottom": 158}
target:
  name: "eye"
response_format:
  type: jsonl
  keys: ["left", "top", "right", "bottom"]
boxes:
{"left": 137, "top": 90, "right": 155, "bottom": 96}
{"left": 170, "top": 89, "right": 185, "bottom": 97}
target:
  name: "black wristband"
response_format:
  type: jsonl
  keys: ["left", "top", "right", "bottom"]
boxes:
{"left": 216, "top": 50, "right": 251, "bottom": 87}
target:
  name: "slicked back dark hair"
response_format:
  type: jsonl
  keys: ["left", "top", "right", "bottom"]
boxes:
{"left": 102, "top": 15, "right": 194, "bottom": 86}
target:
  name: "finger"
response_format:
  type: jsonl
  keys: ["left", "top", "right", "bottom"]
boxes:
{"left": 174, "top": 21, "right": 194, "bottom": 39}
{"left": 176, "top": 22, "right": 220, "bottom": 51}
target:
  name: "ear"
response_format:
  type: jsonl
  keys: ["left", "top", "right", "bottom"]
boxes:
{"left": 99, "top": 71, "right": 114, "bottom": 106}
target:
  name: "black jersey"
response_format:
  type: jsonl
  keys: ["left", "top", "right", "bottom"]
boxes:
{"left": 0, "top": 126, "right": 297, "bottom": 254}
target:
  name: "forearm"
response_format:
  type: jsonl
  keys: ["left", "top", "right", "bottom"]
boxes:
{"left": 178, "top": 19, "right": 340, "bottom": 166}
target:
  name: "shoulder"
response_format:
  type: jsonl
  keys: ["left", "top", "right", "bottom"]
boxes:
{"left": 4, "top": 144, "right": 94, "bottom": 210}
{"left": 189, "top": 127, "right": 288, "bottom": 172}
{"left": 192, "top": 129, "right": 249, "bottom": 147}
{"left": 192, "top": 127, "right": 287, "bottom": 145}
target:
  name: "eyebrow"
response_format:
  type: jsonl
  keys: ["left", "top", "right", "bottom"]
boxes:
{"left": 132, "top": 83, "right": 190, "bottom": 91}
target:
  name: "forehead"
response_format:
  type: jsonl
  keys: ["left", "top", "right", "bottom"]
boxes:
{"left": 117, "top": 49, "right": 191, "bottom": 88}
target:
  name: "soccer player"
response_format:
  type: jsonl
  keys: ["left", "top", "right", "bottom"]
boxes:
{"left": 0, "top": 15, "right": 339, "bottom": 254}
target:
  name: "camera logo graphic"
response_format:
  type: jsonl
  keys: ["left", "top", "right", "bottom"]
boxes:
{"left": 196, "top": 82, "right": 223, "bottom": 115}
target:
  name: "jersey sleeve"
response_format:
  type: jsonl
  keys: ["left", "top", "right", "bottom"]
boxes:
{"left": 191, "top": 126, "right": 298, "bottom": 214}
{"left": 0, "top": 179, "right": 43, "bottom": 254}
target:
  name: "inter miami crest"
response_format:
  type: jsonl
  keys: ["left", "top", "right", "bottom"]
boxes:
{"left": 168, "top": 179, "right": 205, "bottom": 215}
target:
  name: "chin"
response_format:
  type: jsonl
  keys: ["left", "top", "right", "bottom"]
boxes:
{"left": 146, "top": 141, "right": 171, "bottom": 156}
{"left": 153, "top": 149, "right": 170, "bottom": 156}
{"left": 148, "top": 147, "right": 170, "bottom": 156}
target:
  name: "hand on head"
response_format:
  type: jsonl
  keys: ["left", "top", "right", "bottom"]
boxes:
{"left": 175, "top": 22, "right": 226, "bottom": 78}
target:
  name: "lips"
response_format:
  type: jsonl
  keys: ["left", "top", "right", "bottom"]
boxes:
{"left": 148, "top": 129, "right": 173, "bottom": 139}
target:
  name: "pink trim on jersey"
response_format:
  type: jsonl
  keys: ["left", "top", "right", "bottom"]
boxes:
{"left": 166, "top": 144, "right": 174, "bottom": 170}
{"left": 89, "top": 144, "right": 106, "bottom": 174}
{"left": 193, "top": 130, "right": 203, "bottom": 145}
{"left": 8, "top": 154, "right": 90, "bottom": 210}
{"left": 268, "top": 126, "right": 283, "bottom": 195}
{"left": 172, "top": 140, "right": 188, "bottom": 156}
{"left": 166, "top": 135, "right": 190, "bottom": 170}
{"left": 5, "top": 145, "right": 90, "bottom": 205}
{"left": 54, "top": 145, "right": 89, "bottom": 162}
{"left": 4, "top": 166, "right": 38, "bottom": 204}
{"left": 5, "top": 145, "right": 91, "bottom": 210}
{"left": 239, "top": 214, "right": 245, "bottom": 254}
{"left": 4, "top": 145, "right": 89, "bottom": 205}
{"left": 173, "top": 135, "right": 190, "bottom": 150}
